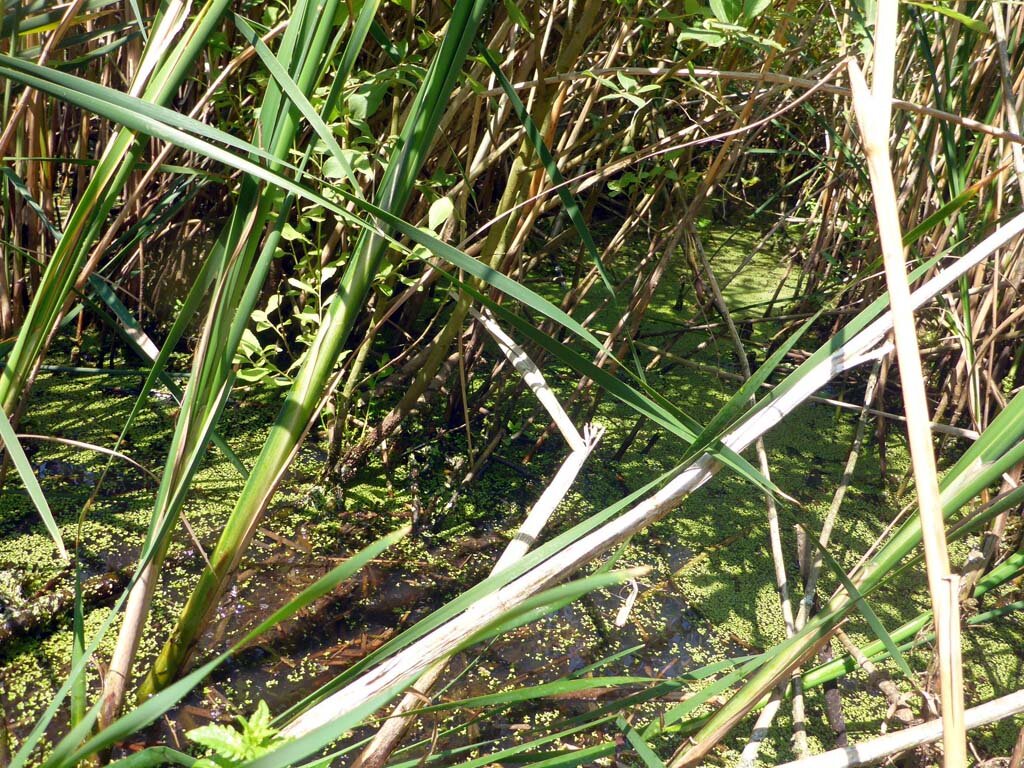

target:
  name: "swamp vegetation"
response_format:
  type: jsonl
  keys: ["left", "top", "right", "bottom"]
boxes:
{"left": 2, "top": 0, "right": 1024, "bottom": 766}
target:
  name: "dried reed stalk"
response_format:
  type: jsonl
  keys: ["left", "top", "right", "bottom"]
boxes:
{"left": 847, "top": 5, "right": 966, "bottom": 759}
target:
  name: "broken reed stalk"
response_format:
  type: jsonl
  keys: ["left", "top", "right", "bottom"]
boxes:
{"left": 494, "top": 423, "right": 604, "bottom": 570}
{"left": 773, "top": 688, "right": 1024, "bottom": 768}
{"left": 282, "top": 210, "right": 1024, "bottom": 741}
{"left": 350, "top": 306, "right": 602, "bottom": 768}
{"left": 991, "top": 2, "right": 1024, "bottom": 199}
{"left": 848, "top": 18, "right": 967, "bottom": 764}
{"left": 692, "top": 228, "right": 806, "bottom": 763}
{"left": 833, "top": 627, "right": 915, "bottom": 729}
{"left": 469, "top": 306, "right": 587, "bottom": 452}
{"left": 796, "top": 360, "right": 882, "bottom": 633}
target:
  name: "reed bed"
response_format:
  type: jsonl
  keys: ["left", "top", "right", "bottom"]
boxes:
{"left": 1, "top": 1, "right": 1024, "bottom": 766}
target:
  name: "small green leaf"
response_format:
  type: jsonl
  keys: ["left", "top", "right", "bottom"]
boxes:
{"left": 235, "top": 368, "right": 269, "bottom": 383}
{"left": 345, "top": 91, "right": 369, "bottom": 120}
{"left": 188, "top": 702, "right": 289, "bottom": 767}
{"left": 244, "top": 702, "right": 274, "bottom": 743}
{"left": 286, "top": 277, "right": 315, "bottom": 293}
{"left": 709, "top": 0, "right": 741, "bottom": 23}
{"left": 323, "top": 150, "right": 371, "bottom": 181}
{"left": 239, "top": 328, "right": 261, "bottom": 355}
{"left": 502, "top": 0, "right": 532, "bottom": 34}
{"left": 678, "top": 26, "right": 727, "bottom": 46}
{"left": 280, "top": 223, "right": 307, "bottom": 242}
{"left": 615, "top": 72, "right": 639, "bottom": 91}
{"left": 600, "top": 90, "right": 647, "bottom": 109}
{"left": 742, "top": 0, "right": 772, "bottom": 21}
{"left": 428, "top": 196, "right": 454, "bottom": 230}
{"left": 188, "top": 724, "right": 247, "bottom": 760}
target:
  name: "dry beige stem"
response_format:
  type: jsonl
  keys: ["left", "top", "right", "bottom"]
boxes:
{"left": 991, "top": 4, "right": 1024, "bottom": 197}
{"left": 470, "top": 306, "right": 585, "bottom": 451}
{"left": 351, "top": 307, "right": 602, "bottom": 768}
{"left": 0, "top": 0, "right": 90, "bottom": 158}
{"left": 774, "top": 688, "right": 1024, "bottom": 768}
{"left": 848, "top": 20, "right": 967, "bottom": 764}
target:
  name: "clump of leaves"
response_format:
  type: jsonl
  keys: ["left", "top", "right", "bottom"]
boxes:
{"left": 187, "top": 701, "right": 289, "bottom": 767}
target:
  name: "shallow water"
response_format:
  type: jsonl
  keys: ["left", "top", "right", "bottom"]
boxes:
{"left": 3, "top": 226, "right": 1023, "bottom": 764}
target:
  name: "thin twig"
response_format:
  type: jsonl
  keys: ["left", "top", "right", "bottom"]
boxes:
{"left": 478, "top": 66, "right": 1024, "bottom": 145}
{"left": 795, "top": 361, "right": 882, "bottom": 632}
